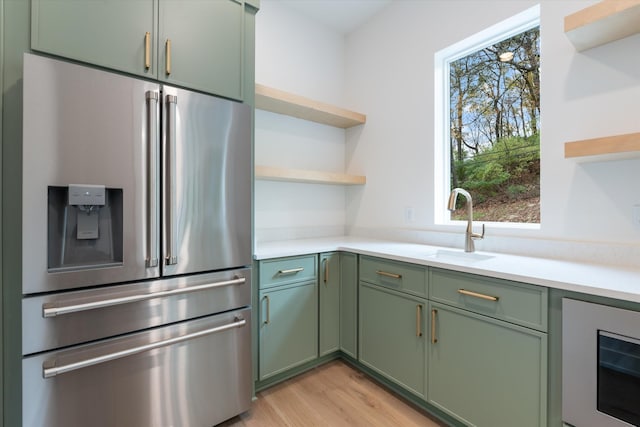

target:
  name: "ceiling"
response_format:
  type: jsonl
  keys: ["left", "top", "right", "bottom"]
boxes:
{"left": 279, "top": 0, "right": 393, "bottom": 34}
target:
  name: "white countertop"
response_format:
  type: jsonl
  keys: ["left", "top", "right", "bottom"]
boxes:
{"left": 255, "top": 236, "right": 640, "bottom": 303}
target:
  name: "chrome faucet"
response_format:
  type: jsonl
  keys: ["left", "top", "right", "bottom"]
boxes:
{"left": 447, "top": 188, "right": 485, "bottom": 252}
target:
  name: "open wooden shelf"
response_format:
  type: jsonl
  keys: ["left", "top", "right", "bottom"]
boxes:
{"left": 565, "top": 132, "right": 640, "bottom": 160}
{"left": 565, "top": 0, "right": 640, "bottom": 51}
{"left": 255, "top": 165, "right": 366, "bottom": 186}
{"left": 255, "top": 84, "right": 366, "bottom": 129}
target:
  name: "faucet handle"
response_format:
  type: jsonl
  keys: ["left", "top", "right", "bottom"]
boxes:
{"left": 471, "top": 223, "right": 485, "bottom": 240}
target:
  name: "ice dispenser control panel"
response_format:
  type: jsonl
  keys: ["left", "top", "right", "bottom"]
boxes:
{"left": 68, "top": 184, "right": 105, "bottom": 206}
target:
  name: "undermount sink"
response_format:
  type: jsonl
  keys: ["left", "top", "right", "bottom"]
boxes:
{"left": 427, "top": 249, "right": 495, "bottom": 263}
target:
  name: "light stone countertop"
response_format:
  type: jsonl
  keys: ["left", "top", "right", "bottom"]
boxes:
{"left": 255, "top": 236, "right": 640, "bottom": 304}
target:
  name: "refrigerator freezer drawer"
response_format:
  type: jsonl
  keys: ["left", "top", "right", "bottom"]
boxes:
{"left": 23, "top": 268, "right": 251, "bottom": 355}
{"left": 23, "top": 308, "right": 252, "bottom": 427}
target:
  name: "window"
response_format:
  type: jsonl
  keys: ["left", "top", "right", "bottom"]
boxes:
{"left": 434, "top": 5, "right": 540, "bottom": 226}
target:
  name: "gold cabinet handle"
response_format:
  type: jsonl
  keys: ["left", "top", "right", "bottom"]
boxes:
{"left": 263, "top": 295, "right": 270, "bottom": 324}
{"left": 416, "top": 305, "right": 423, "bottom": 337}
{"left": 323, "top": 258, "right": 329, "bottom": 284}
{"left": 144, "top": 32, "right": 151, "bottom": 70}
{"left": 375, "top": 270, "right": 402, "bottom": 279}
{"left": 165, "top": 39, "right": 172, "bottom": 75}
{"left": 431, "top": 309, "right": 438, "bottom": 344}
{"left": 278, "top": 267, "right": 303, "bottom": 275}
{"left": 458, "top": 289, "right": 499, "bottom": 302}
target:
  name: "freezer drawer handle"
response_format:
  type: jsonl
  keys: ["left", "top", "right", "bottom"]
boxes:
{"left": 42, "top": 277, "right": 246, "bottom": 318}
{"left": 42, "top": 316, "right": 246, "bottom": 378}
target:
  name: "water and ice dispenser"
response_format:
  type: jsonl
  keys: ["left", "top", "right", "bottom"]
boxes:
{"left": 47, "top": 184, "right": 123, "bottom": 271}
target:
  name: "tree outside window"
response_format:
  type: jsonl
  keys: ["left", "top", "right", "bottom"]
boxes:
{"left": 447, "top": 25, "right": 540, "bottom": 224}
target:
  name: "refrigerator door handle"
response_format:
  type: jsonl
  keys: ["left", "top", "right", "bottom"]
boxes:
{"left": 145, "top": 91, "right": 160, "bottom": 268}
{"left": 164, "top": 94, "right": 178, "bottom": 265}
{"left": 42, "top": 276, "right": 246, "bottom": 318}
{"left": 42, "top": 316, "right": 247, "bottom": 378}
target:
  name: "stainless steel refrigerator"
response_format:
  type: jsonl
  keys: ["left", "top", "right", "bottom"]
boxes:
{"left": 21, "top": 53, "right": 253, "bottom": 427}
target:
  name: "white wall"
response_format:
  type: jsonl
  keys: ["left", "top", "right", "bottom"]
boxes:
{"left": 344, "top": 1, "right": 640, "bottom": 265}
{"left": 254, "top": 1, "right": 348, "bottom": 242}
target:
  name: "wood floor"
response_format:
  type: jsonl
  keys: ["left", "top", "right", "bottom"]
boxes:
{"left": 219, "top": 360, "right": 444, "bottom": 427}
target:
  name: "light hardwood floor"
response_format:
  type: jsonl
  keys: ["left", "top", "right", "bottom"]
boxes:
{"left": 219, "top": 360, "right": 444, "bottom": 427}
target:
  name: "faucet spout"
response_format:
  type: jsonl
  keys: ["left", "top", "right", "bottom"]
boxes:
{"left": 447, "top": 188, "right": 485, "bottom": 252}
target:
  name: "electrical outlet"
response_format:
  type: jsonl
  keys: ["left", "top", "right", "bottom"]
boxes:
{"left": 633, "top": 205, "right": 640, "bottom": 229}
{"left": 404, "top": 207, "right": 415, "bottom": 223}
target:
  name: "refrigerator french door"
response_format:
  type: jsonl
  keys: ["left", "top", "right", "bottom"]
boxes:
{"left": 22, "top": 53, "right": 253, "bottom": 427}
{"left": 22, "top": 53, "right": 251, "bottom": 294}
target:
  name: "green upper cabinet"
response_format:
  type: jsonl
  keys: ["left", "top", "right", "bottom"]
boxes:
{"left": 31, "top": 0, "right": 158, "bottom": 78}
{"left": 158, "top": 0, "right": 243, "bottom": 100}
{"left": 31, "top": 0, "right": 253, "bottom": 101}
{"left": 319, "top": 252, "right": 340, "bottom": 357}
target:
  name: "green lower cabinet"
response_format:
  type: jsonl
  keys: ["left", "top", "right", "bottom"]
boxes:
{"left": 319, "top": 252, "right": 341, "bottom": 356}
{"left": 259, "top": 281, "right": 318, "bottom": 381}
{"left": 359, "top": 283, "right": 426, "bottom": 398}
{"left": 340, "top": 252, "right": 358, "bottom": 359}
{"left": 428, "top": 302, "right": 547, "bottom": 427}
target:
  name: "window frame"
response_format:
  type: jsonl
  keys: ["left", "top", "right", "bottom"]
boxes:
{"left": 433, "top": 4, "right": 541, "bottom": 229}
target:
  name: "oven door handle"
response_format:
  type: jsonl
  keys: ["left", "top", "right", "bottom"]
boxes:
{"left": 43, "top": 317, "right": 246, "bottom": 378}
{"left": 42, "top": 277, "right": 246, "bottom": 318}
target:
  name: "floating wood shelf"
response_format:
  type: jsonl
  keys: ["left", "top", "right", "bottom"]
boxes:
{"left": 255, "top": 165, "right": 366, "bottom": 186}
{"left": 255, "top": 84, "right": 366, "bottom": 129}
{"left": 565, "top": 132, "right": 640, "bottom": 160}
{"left": 565, "top": 0, "right": 640, "bottom": 51}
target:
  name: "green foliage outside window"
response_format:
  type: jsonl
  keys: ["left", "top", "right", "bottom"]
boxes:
{"left": 449, "top": 26, "right": 540, "bottom": 222}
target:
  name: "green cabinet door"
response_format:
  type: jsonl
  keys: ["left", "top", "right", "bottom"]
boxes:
{"left": 319, "top": 252, "right": 340, "bottom": 356}
{"left": 31, "top": 0, "right": 157, "bottom": 78}
{"left": 428, "top": 302, "right": 547, "bottom": 427}
{"left": 159, "top": 0, "right": 243, "bottom": 100}
{"left": 259, "top": 282, "right": 318, "bottom": 380}
{"left": 359, "top": 283, "right": 426, "bottom": 398}
{"left": 340, "top": 252, "right": 358, "bottom": 358}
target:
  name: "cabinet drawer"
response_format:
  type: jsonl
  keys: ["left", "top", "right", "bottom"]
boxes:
{"left": 429, "top": 268, "right": 547, "bottom": 331}
{"left": 359, "top": 256, "right": 427, "bottom": 297}
{"left": 259, "top": 255, "right": 317, "bottom": 289}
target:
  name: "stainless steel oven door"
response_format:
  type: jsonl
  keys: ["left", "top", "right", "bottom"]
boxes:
{"left": 22, "top": 268, "right": 250, "bottom": 355}
{"left": 23, "top": 308, "right": 251, "bottom": 427}
{"left": 563, "top": 298, "right": 640, "bottom": 427}
{"left": 597, "top": 331, "right": 640, "bottom": 426}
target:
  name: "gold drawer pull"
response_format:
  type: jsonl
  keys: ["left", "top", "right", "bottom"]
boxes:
{"left": 431, "top": 309, "right": 438, "bottom": 344}
{"left": 458, "top": 289, "right": 499, "bottom": 302}
{"left": 278, "top": 267, "right": 304, "bottom": 275}
{"left": 376, "top": 270, "right": 402, "bottom": 279}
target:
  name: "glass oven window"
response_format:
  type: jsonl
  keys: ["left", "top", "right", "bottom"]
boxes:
{"left": 598, "top": 330, "right": 640, "bottom": 426}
